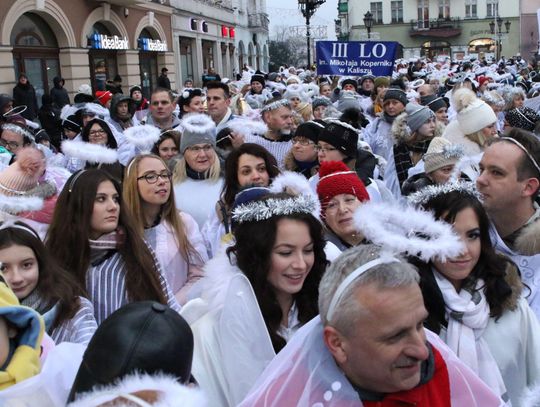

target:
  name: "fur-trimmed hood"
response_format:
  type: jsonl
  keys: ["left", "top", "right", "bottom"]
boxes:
{"left": 515, "top": 216, "right": 540, "bottom": 256}
{"left": 68, "top": 373, "right": 207, "bottom": 407}
{"left": 391, "top": 111, "right": 413, "bottom": 145}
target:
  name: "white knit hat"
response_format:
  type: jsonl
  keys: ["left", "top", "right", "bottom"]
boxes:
{"left": 453, "top": 88, "right": 497, "bottom": 135}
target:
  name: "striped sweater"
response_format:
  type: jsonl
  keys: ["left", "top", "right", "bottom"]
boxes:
{"left": 86, "top": 248, "right": 181, "bottom": 325}
{"left": 244, "top": 134, "right": 293, "bottom": 170}
{"left": 50, "top": 297, "right": 97, "bottom": 345}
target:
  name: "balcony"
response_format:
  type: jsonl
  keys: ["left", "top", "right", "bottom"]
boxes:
{"left": 92, "top": 0, "right": 151, "bottom": 6}
{"left": 248, "top": 13, "right": 269, "bottom": 31}
{"left": 410, "top": 17, "right": 461, "bottom": 38}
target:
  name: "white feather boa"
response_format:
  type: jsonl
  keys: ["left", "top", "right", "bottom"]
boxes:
{"left": 122, "top": 125, "right": 161, "bottom": 152}
{"left": 180, "top": 113, "right": 216, "bottom": 135}
{"left": 0, "top": 194, "right": 44, "bottom": 214}
{"left": 353, "top": 201, "right": 464, "bottom": 262}
{"left": 83, "top": 102, "right": 110, "bottom": 118}
{"left": 61, "top": 140, "right": 118, "bottom": 164}
{"left": 521, "top": 382, "right": 540, "bottom": 407}
{"left": 68, "top": 373, "right": 207, "bottom": 407}
{"left": 60, "top": 104, "right": 79, "bottom": 120}
{"left": 227, "top": 118, "right": 268, "bottom": 138}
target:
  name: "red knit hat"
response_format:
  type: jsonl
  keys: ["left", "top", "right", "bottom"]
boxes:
{"left": 95, "top": 91, "right": 112, "bottom": 107}
{"left": 317, "top": 161, "right": 369, "bottom": 211}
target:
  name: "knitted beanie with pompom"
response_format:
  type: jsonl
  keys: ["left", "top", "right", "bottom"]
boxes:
{"left": 316, "top": 161, "right": 369, "bottom": 213}
{"left": 453, "top": 88, "right": 497, "bottom": 135}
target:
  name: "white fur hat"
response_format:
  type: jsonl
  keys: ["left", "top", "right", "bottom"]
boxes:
{"left": 453, "top": 88, "right": 497, "bottom": 135}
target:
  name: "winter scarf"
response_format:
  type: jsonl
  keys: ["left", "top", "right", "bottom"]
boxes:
{"left": 434, "top": 270, "right": 508, "bottom": 400}
{"left": 89, "top": 229, "right": 124, "bottom": 265}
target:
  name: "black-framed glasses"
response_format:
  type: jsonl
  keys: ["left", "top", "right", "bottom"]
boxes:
{"left": 0, "top": 138, "right": 20, "bottom": 150}
{"left": 292, "top": 137, "right": 314, "bottom": 146}
{"left": 137, "top": 171, "right": 172, "bottom": 184}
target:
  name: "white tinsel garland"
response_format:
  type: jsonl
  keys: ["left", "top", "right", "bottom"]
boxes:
{"left": 123, "top": 125, "right": 161, "bottom": 152}
{"left": 232, "top": 194, "right": 318, "bottom": 224}
{"left": 0, "top": 194, "right": 43, "bottom": 214}
{"left": 61, "top": 140, "right": 118, "bottom": 164}
{"left": 407, "top": 181, "right": 482, "bottom": 208}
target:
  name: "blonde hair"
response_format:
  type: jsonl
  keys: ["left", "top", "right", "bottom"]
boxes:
{"left": 465, "top": 129, "right": 489, "bottom": 148}
{"left": 123, "top": 154, "right": 201, "bottom": 264}
{"left": 172, "top": 150, "right": 221, "bottom": 183}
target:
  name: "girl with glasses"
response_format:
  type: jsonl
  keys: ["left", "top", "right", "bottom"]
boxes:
{"left": 123, "top": 154, "right": 207, "bottom": 305}
{"left": 284, "top": 121, "right": 323, "bottom": 179}
{"left": 45, "top": 169, "right": 179, "bottom": 325}
{"left": 74, "top": 118, "right": 124, "bottom": 184}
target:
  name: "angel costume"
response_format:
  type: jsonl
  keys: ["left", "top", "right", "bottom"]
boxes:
{"left": 239, "top": 317, "right": 507, "bottom": 407}
{"left": 180, "top": 250, "right": 276, "bottom": 407}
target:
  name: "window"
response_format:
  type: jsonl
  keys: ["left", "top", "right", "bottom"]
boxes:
{"left": 465, "top": 0, "right": 477, "bottom": 18}
{"left": 417, "top": 0, "right": 429, "bottom": 29}
{"left": 391, "top": 1, "right": 403, "bottom": 23}
{"left": 438, "top": 0, "right": 450, "bottom": 19}
{"left": 370, "top": 2, "right": 383, "bottom": 24}
{"left": 487, "top": 0, "right": 498, "bottom": 18}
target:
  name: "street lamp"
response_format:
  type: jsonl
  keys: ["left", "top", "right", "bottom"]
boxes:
{"left": 363, "top": 11, "right": 374, "bottom": 40}
{"left": 489, "top": 16, "right": 510, "bottom": 60}
{"left": 298, "top": 0, "right": 326, "bottom": 67}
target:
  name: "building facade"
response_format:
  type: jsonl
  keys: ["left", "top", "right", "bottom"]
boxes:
{"left": 0, "top": 0, "right": 269, "bottom": 103}
{"left": 339, "top": 0, "right": 522, "bottom": 61}
{"left": 0, "top": 0, "right": 175, "bottom": 101}
{"left": 171, "top": 0, "right": 269, "bottom": 87}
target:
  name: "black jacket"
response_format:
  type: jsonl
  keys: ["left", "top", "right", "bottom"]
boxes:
{"left": 157, "top": 74, "right": 171, "bottom": 90}
{"left": 13, "top": 82, "right": 38, "bottom": 120}
{"left": 50, "top": 77, "right": 70, "bottom": 109}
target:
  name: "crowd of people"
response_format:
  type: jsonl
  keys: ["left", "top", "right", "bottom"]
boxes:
{"left": 0, "top": 53, "right": 539, "bottom": 406}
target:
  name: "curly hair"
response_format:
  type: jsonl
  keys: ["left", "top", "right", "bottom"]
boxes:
{"left": 413, "top": 190, "right": 514, "bottom": 333}
{"left": 227, "top": 194, "right": 328, "bottom": 352}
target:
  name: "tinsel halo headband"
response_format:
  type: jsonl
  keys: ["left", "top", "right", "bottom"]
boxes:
{"left": 260, "top": 99, "right": 290, "bottom": 114}
{"left": 231, "top": 194, "right": 318, "bottom": 224}
{"left": 407, "top": 181, "right": 482, "bottom": 207}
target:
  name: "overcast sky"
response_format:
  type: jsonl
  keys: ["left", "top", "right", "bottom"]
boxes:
{"left": 267, "top": 0, "right": 338, "bottom": 40}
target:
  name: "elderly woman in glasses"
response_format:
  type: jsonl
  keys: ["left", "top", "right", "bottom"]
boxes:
{"left": 123, "top": 154, "right": 207, "bottom": 304}
{"left": 172, "top": 114, "right": 224, "bottom": 229}
{"left": 284, "top": 121, "right": 323, "bottom": 179}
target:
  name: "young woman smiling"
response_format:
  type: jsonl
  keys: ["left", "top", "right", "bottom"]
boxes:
{"left": 201, "top": 143, "right": 279, "bottom": 256}
{"left": 123, "top": 154, "right": 207, "bottom": 304}
{"left": 412, "top": 185, "right": 540, "bottom": 406}
{"left": 0, "top": 221, "right": 97, "bottom": 344}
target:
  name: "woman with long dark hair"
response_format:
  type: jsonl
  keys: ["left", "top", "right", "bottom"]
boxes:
{"left": 186, "top": 187, "right": 327, "bottom": 406}
{"left": 411, "top": 185, "right": 540, "bottom": 406}
{"left": 45, "top": 169, "right": 179, "bottom": 324}
{"left": 0, "top": 221, "right": 96, "bottom": 344}
{"left": 201, "top": 143, "right": 279, "bottom": 255}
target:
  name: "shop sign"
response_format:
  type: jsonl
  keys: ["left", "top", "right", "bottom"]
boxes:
{"left": 139, "top": 38, "right": 168, "bottom": 52}
{"left": 90, "top": 33, "right": 129, "bottom": 50}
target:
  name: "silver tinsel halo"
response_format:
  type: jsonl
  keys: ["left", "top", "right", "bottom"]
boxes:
{"left": 407, "top": 181, "right": 482, "bottom": 208}
{"left": 231, "top": 194, "right": 318, "bottom": 224}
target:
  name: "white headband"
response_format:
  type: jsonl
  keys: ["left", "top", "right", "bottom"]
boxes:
{"left": 500, "top": 137, "right": 540, "bottom": 175}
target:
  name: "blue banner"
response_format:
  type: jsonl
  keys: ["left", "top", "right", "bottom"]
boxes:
{"left": 316, "top": 41, "right": 399, "bottom": 76}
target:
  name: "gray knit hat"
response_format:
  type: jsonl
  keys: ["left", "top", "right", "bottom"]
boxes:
{"left": 383, "top": 87, "right": 409, "bottom": 106}
{"left": 406, "top": 103, "right": 435, "bottom": 133}
{"left": 424, "top": 137, "right": 464, "bottom": 173}
{"left": 179, "top": 113, "right": 216, "bottom": 153}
